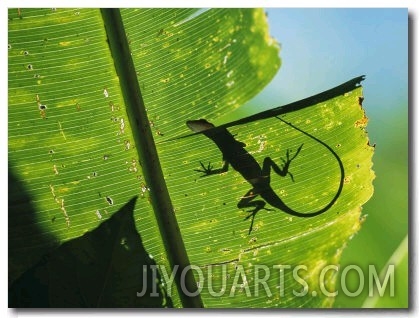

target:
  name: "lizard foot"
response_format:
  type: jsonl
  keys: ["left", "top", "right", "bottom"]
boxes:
{"left": 194, "top": 161, "right": 213, "bottom": 176}
{"left": 243, "top": 206, "right": 274, "bottom": 234}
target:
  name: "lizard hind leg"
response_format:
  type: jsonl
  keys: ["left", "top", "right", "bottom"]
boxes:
{"left": 238, "top": 189, "right": 273, "bottom": 234}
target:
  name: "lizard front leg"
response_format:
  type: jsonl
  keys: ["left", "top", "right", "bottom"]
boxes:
{"left": 262, "top": 144, "right": 303, "bottom": 182}
{"left": 194, "top": 159, "right": 229, "bottom": 177}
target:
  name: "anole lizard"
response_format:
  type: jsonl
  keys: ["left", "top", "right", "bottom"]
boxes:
{"left": 187, "top": 117, "right": 344, "bottom": 234}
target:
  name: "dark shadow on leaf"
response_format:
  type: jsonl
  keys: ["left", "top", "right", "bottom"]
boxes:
{"left": 8, "top": 166, "right": 59, "bottom": 286}
{"left": 9, "top": 196, "right": 173, "bottom": 308}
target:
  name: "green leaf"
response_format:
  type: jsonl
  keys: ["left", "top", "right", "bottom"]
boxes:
{"left": 8, "top": 8, "right": 374, "bottom": 308}
{"left": 362, "top": 235, "right": 408, "bottom": 308}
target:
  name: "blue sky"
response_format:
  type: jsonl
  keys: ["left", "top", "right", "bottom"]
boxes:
{"left": 242, "top": 8, "right": 408, "bottom": 141}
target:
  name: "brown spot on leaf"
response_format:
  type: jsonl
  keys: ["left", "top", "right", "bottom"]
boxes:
{"left": 354, "top": 115, "right": 368, "bottom": 128}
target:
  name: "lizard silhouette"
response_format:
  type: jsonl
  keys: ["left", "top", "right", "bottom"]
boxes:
{"left": 187, "top": 117, "right": 344, "bottom": 234}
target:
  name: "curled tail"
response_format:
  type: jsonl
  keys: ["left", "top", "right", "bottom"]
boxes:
{"left": 272, "top": 116, "right": 344, "bottom": 217}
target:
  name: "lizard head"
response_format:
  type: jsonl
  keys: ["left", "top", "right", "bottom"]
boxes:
{"left": 186, "top": 119, "right": 215, "bottom": 132}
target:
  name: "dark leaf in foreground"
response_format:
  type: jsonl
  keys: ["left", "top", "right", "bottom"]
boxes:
{"left": 9, "top": 196, "right": 172, "bottom": 308}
